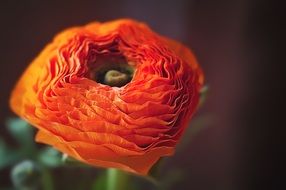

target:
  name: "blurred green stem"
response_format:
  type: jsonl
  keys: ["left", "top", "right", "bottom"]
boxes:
{"left": 107, "top": 168, "right": 128, "bottom": 190}
{"left": 42, "top": 168, "right": 54, "bottom": 190}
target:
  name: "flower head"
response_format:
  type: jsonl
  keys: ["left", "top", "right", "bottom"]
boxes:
{"left": 10, "top": 19, "right": 204, "bottom": 175}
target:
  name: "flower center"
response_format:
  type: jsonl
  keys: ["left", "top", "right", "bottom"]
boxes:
{"left": 87, "top": 56, "right": 134, "bottom": 87}
{"left": 104, "top": 70, "right": 129, "bottom": 87}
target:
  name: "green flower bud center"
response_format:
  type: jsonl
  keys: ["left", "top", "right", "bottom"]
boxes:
{"left": 88, "top": 56, "right": 134, "bottom": 87}
{"left": 104, "top": 70, "right": 129, "bottom": 87}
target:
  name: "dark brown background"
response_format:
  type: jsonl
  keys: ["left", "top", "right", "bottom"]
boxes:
{"left": 0, "top": 0, "right": 284, "bottom": 189}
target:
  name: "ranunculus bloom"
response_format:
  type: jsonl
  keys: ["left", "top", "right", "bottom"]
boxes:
{"left": 10, "top": 19, "right": 204, "bottom": 175}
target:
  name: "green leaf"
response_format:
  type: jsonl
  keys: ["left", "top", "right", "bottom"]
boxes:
{"left": 38, "top": 147, "right": 62, "bottom": 168}
{"left": 0, "top": 139, "right": 22, "bottom": 169}
{"left": 199, "top": 85, "right": 209, "bottom": 108}
{"left": 61, "top": 153, "right": 90, "bottom": 168}
{"left": 5, "top": 118, "right": 34, "bottom": 148}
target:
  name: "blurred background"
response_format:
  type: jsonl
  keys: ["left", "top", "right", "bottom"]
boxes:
{"left": 0, "top": 0, "right": 284, "bottom": 189}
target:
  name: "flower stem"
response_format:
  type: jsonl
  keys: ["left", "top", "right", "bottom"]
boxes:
{"left": 107, "top": 168, "right": 129, "bottom": 190}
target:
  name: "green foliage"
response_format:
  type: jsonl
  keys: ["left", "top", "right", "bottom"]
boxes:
{"left": 38, "top": 147, "right": 62, "bottom": 168}
{"left": 0, "top": 119, "right": 33, "bottom": 169}
{"left": 0, "top": 118, "right": 60, "bottom": 190}
{"left": 11, "top": 160, "right": 41, "bottom": 190}
{"left": 5, "top": 118, "right": 34, "bottom": 148}
{"left": 199, "top": 85, "right": 209, "bottom": 108}
{"left": 92, "top": 172, "right": 107, "bottom": 190}
{"left": 0, "top": 139, "right": 22, "bottom": 169}
{"left": 1, "top": 113, "right": 209, "bottom": 190}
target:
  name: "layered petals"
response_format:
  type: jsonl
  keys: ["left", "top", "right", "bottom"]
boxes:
{"left": 10, "top": 19, "right": 204, "bottom": 175}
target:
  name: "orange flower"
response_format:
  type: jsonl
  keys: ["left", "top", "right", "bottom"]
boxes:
{"left": 10, "top": 19, "right": 204, "bottom": 175}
